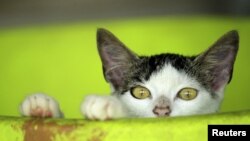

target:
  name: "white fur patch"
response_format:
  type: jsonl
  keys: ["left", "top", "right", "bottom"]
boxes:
{"left": 81, "top": 95, "right": 126, "bottom": 120}
{"left": 119, "top": 64, "right": 224, "bottom": 117}
{"left": 20, "top": 93, "right": 63, "bottom": 118}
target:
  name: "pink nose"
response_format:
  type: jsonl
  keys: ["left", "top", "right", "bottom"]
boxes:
{"left": 153, "top": 106, "right": 171, "bottom": 116}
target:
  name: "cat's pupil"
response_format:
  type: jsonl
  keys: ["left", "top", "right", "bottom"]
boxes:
{"left": 140, "top": 89, "right": 145, "bottom": 96}
{"left": 186, "top": 91, "right": 190, "bottom": 98}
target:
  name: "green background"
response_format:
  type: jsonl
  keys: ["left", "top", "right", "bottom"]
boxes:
{"left": 0, "top": 16, "right": 249, "bottom": 118}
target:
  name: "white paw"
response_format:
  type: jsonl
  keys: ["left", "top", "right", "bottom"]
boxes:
{"left": 81, "top": 95, "right": 126, "bottom": 120}
{"left": 20, "top": 93, "right": 63, "bottom": 118}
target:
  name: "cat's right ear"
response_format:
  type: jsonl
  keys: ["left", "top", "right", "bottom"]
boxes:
{"left": 97, "top": 28, "right": 138, "bottom": 90}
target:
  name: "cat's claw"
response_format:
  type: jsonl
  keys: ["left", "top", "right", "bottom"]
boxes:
{"left": 81, "top": 95, "right": 125, "bottom": 120}
{"left": 20, "top": 93, "right": 63, "bottom": 118}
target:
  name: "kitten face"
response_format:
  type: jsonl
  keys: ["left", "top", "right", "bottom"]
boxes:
{"left": 119, "top": 64, "right": 221, "bottom": 117}
{"left": 97, "top": 28, "right": 239, "bottom": 117}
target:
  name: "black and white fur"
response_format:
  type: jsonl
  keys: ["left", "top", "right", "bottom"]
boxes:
{"left": 20, "top": 29, "right": 239, "bottom": 120}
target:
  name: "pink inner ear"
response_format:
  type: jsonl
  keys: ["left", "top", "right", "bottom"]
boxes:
{"left": 99, "top": 46, "right": 118, "bottom": 68}
{"left": 211, "top": 49, "right": 235, "bottom": 92}
{"left": 106, "top": 66, "right": 125, "bottom": 89}
{"left": 211, "top": 69, "right": 230, "bottom": 92}
{"left": 100, "top": 46, "right": 129, "bottom": 89}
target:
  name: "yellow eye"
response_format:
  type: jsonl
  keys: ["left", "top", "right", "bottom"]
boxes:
{"left": 131, "top": 86, "right": 151, "bottom": 99}
{"left": 178, "top": 88, "right": 198, "bottom": 100}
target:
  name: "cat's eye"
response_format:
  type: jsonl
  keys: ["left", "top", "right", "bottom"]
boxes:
{"left": 177, "top": 88, "right": 198, "bottom": 100}
{"left": 131, "top": 86, "right": 151, "bottom": 99}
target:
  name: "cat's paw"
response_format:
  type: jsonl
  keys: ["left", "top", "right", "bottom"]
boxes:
{"left": 81, "top": 95, "right": 125, "bottom": 120}
{"left": 20, "top": 93, "right": 63, "bottom": 118}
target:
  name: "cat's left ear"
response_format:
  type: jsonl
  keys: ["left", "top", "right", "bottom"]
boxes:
{"left": 193, "top": 30, "right": 239, "bottom": 93}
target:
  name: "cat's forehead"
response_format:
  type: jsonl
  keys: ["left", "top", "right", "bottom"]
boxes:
{"left": 143, "top": 64, "right": 199, "bottom": 92}
{"left": 129, "top": 53, "right": 195, "bottom": 82}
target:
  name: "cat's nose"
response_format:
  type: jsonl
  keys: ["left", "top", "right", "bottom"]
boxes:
{"left": 153, "top": 106, "right": 171, "bottom": 116}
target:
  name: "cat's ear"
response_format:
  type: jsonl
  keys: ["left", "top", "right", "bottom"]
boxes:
{"left": 193, "top": 30, "right": 239, "bottom": 93}
{"left": 97, "top": 28, "right": 138, "bottom": 90}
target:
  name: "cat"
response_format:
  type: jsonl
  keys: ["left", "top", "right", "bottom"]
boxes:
{"left": 19, "top": 28, "right": 239, "bottom": 120}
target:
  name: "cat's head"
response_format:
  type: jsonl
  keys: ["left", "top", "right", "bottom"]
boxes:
{"left": 97, "top": 28, "right": 239, "bottom": 117}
